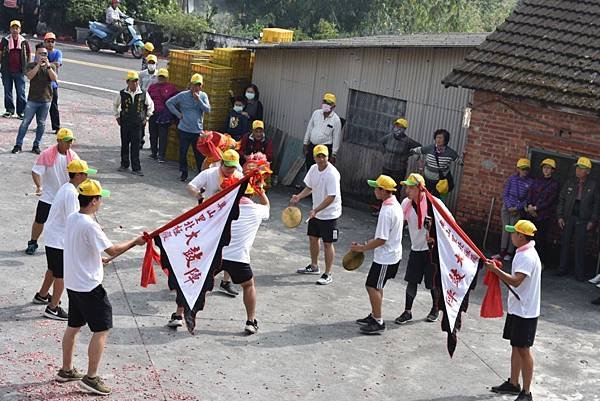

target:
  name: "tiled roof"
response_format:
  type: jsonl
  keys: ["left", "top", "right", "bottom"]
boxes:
{"left": 442, "top": 0, "right": 600, "bottom": 113}
{"left": 248, "top": 33, "right": 489, "bottom": 49}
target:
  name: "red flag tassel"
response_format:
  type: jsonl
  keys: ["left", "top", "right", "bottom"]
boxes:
{"left": 140, "top": 232, "right": 162, "bottom": 287}
{"left": 480, "top": 260, "right": 504, "bottom": 318}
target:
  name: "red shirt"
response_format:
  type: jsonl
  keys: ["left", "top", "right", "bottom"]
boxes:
{"left": 0, "top": 36, "right": 31, "bottom": 73}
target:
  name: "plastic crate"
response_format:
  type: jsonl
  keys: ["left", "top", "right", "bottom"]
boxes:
{"left": 191, "top": 63, "right": 233, "bottom": 83}
{"left": 261, "top": 28, "right": 294, "bottom": 43}
{"left": 165, "top": 125, "right": 199, "bottom": 169}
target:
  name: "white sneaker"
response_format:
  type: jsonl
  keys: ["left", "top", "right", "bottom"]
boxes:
{"left": 503, "top": 254, "right": 513, "bottom": 262}
{"left": 588, "top": 274, "right": 600, "bottom": 284}
{"left": 316, "top": 274, "right": 333, "bottom": 285}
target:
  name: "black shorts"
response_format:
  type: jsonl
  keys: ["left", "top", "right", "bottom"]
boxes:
{"left": 214, "top": 259, "right": 253, "bottom": 284}
{"left": 404, "top": 250, "right": 434, "bottom": 289}
{"left": 366, "top": 261, "right": 399, "bottom": 289}
{"left": 67, "top": 285, "right": 113, "bottom": 332}
{"left": 45, "top": 246, "right": 64, "bottom": 278}
{"left": 503, "top": 313, "right": 538, "bottom": 348}
{"left": 307, "top": 218, "right": 338, "bottom": 243}
{"left": 34, "top": 201, "right": 51, "bottom": 224}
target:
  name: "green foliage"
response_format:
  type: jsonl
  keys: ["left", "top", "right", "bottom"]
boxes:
{"left": 122, "top": 0, "right": 180, "bottom": 21}
{"left": 312, "top": 19, "right": 339, "bottom": 40}
{"left": 153, "top": 11, "right": 211, "bottom": 46}
{"left": 64, "top": 0, "right": 105, "bottom": 27}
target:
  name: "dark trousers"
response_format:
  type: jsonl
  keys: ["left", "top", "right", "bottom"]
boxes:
{"left": 149, "top": 116, "right": 169, "bottom": 159}
{"left": 382, "top": 166, "right": 407, "bottom": 201}
{"left": 120, "top": 123, "right": 142, "bottom": 171}
{"left": 23, "top": 12, "right": 39, "bottom": 35}
{"left": 305, "top": 143, "right": 333, "bottom": 170}
{"left": 533, "top": 219, "right": 551, "bottom": 266}
{"left": 50, "top": 87, "right": 60, "bottom": 131}
{"left": 2, "top": 71, "right": 26, "bottom": 114}
{"left": 559, "top": 216, "right": 588, "bottom": 280}
{"left": 178, "top": 130, "right": 204, "bottom": 175}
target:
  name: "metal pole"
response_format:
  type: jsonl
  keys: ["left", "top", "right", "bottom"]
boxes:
{"left": 482, "top": 196, "right": 495, "bottom": 252}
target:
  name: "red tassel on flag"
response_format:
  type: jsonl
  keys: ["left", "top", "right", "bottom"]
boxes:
{"left": 480, "top": 260, "right": 504, "bottom": 318}
{"left": 140, "top": 232, "right": 162, "bottom": 287}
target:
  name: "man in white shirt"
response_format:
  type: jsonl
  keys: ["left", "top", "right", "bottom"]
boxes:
{"left": 484, "top": 220, "right": 541, "bottom": 401}
{"left": 395, "top": 173, "right": 440, "bottom": 324}
{"left": 26, "top": 128, "right": 79, "bottom": 258}
{"left": 303, "top": 92, "right": 342, "bottom": 169}
{"left": 33, "top": 160, "right": 96, "bottom": 320}
{"left": 113, "top": 70, "right": 154, "bottom": 176}
{"left": 214, "top": 186, "right": 269, "bottom": 334}
{"left": 291, "top": 144, "right": 342, "bottom": 285}
{"left": 352, "top": 175, "right": 403, "bottom": 334}
{"left": 57, "top": 179, "right": 144, "bottom": 396}
{"left": 105, "top": 0, "right": 125, "bottom": 43}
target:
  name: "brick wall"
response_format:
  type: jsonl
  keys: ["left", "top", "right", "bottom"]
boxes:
{"left": 456, "top": 90, "right": 600, "bottom": 247}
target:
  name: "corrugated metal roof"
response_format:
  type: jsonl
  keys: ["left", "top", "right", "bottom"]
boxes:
{"left": 443, "top": 0, "right": 600, "bottom": 114}
{"left": 248, "top": 33, "right": 489, "bottom": 49}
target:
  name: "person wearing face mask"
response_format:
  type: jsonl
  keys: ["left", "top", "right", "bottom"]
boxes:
{"left": 379, "top": 118, "right": 421, "bottom": 191}
{"left": 241, "top": 84, "right": 263, "bottom": 123}
{"left": 303, "top": 92, "right": 342, "bottom": 168}
{"left": 224, "top": 96, "right": 250, "bottom": 141}
{"left": 139, "top": 54, "right": 159, "bottom": 150}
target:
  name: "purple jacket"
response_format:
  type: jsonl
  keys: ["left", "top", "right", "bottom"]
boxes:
{"left": 503, "top": 174, "right": 533, "bottom": 210}
{"left": 525, "top": 177, "right": 559, "bottom": 221}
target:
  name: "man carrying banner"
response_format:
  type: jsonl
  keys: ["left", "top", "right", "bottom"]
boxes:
{"left": 484, "top": 220, "right": 541, "bottom": 401}
{"left": 291, "top": 144, "right": 342, "bottom": 285}
{"left": 214, "top": 185, "right": 269, "bottom": 334}
{"left": 352, "top": 175, "right": 403, "bottom": 334}
{"left": 58, "top": 179, "right": 144, "bottom": 396}
{"left": 395, "top": 173, "right": 440, "bottom": 324}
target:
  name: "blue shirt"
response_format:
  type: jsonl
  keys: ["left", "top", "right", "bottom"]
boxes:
{"left": 166, "top": 90, "right": 210, "bottom": 134}
{"left": 47, "top": 49, "right": 62, "bottom": 89}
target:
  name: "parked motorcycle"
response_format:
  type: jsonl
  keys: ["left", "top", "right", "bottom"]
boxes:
{"left": 87, "top": 16, "right": 143, "bottom": 58}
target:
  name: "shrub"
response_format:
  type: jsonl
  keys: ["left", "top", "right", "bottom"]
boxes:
{"left": 153, "top": 11, "right": 210, "bottom": 46}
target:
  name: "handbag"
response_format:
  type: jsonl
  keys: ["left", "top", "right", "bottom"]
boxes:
{"left": 434, "top": 151, "right": 454, "bottom": 195}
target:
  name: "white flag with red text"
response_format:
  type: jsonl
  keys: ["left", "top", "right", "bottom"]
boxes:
{"left": 158, "top": 190, "right": 238, "bottom": 310}
{"left": 431, "top": 198, "right": 479, "bottom": 333}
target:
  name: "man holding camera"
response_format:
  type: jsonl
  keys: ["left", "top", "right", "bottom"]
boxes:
{"left": 12, "top": 42, "right": 57, "bottom": 154}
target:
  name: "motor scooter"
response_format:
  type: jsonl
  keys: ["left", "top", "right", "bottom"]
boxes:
{"left": 87, "top": 16, "right": 143, "bottom": 58}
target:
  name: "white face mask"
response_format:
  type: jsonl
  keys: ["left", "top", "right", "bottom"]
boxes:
{"left": 245, "top": 92, "right": 255, "bottom": 100}
{"left": 233, "top": 105, "right": 244, "bottom": 113}
{"left": 147, "top": 64, "right": 156, "bottom": 73}
{"left": 322, "top": 103, "right": 332, "bottom": 113}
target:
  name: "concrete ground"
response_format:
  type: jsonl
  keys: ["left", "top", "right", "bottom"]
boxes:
{"left": 0, "top": 86, "right": 599, "bottom": 401}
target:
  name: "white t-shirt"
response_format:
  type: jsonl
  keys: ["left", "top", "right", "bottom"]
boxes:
{"left": 508, "top": 241, "right": 542, "bottom": 318}
{"left": 303, "top": 163, "right": 342, "bottom": 220}
{"left": 43, "top": 182, "right": 79, "bottom": 250}
{"left": 189, "top": 166, "right": 243, "bottom": 199}
{"left": 64, "top": 213, "right": 113, "bottom": 292}
{"left": 222, "top": 200, "right": 270, "bottom": 264}
{"left": 401, "top": 198, "right": 429, "bottom": 251}
{"left": 374, "top": 197, "right": 404, "bottom": 265}
{"left": 32, "top": 153, "right": 73, "bottom": 204}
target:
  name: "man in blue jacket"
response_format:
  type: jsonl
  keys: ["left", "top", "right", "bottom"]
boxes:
{"left": 166, "top": 73, "right": 210, "bottom": 182}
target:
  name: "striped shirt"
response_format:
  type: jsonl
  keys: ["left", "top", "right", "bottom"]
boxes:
{"left": 503, "top": 174, "right": 534, "bottom": 210}
{"left": 412, "top": 144, "right": 458, "bottom": 181}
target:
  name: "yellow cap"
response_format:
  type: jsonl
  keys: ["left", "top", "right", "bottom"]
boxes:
{"left": 323, "top": 93, "right": 336, "bottom": 105}
{"left": 78, "top": 179, "right": 110, "bottom": 198}
{"left": 222, "top": 149, "right": 240, "bottom": 167}
{"left": 400, "top": 173, "right": 425, "bottom": 188}
{"left": 157, "top": 68, "right": 169, "bottom": 77}
{"left": 56, "top": 128, "right": 74, "bottom": 142}
{"left": 144, "top": 42, "right": 154, "bottom": 52}
{"left": 505, "top": 220, "right": 537, "bottom": 236}
{"left": 252, "top": 120, "right": 264, "bottom": 130}
{"left": 576, "top": 156, "right": 592, "bottom": 169}
{"left": 126, "top": 70, "right": 139, "bottom": 81}
{"left": 394, "top": 118, "right": 408, "bottom": 128}
{"left": 516, "top": 158, "right": 531, "bottom": 169}
{"left": 540, "top": 158, "right": 556, "bottom": 169}
{"left": 190, "top": 73, "right": 203, "bottom": 84}
{"left": 146, "top": 54, "right": 157, "bottom": 64}
{"left": 367, "top": 175, "right": 397, "bottom": 192}
{"left": 67, "top": 160, "right": 97, "bottom": 175}
{"left": 10, "top": 20, "right": 21, "bottom": 28}
{"left": 313, "top": 144, "right": 329, "bottom": 157}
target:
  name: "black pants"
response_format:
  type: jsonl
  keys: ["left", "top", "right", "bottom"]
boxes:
{"left": 120, "top": 122, "right": 143, "bottom": 171}
{"left": 533, "top": 219, "right": 551, "bottom": 266}
{"left": 178, "top": 130, "right": 204, "bottom": 175}
{"left": 305, "top": 143, "right": 333, "bottom": 170}
{"left": 149, "top": 116, "right": 169, "bottom": 159}
{"left": 559, "top": 216, "right": 588, "bottom": 280}
{"left": 49, "top": 87, "right": 60, "bottom": 131}
{"left": 22, "top": 12, "right": 39, "bottom": 35}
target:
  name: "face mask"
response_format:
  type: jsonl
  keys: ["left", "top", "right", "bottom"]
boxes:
{"left": 322, "top": 103, "right": 332, "bottom": 113}
{"left": 245, "top": 92, "right": 255, "bottom": 100}
{"left": 147, "top": 64, "right": 156, "bottom": 73}
{"left": 233, "top": 105, "right": 244, "bottom": 113}
{"left": 393, "top": 127, "right": 406, "bottom": 138}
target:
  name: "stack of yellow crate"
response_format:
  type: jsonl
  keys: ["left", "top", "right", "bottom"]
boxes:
{"left": 261, "top": 28, "right": 294, "bottom": 43}
{"left": 167, "top": 49, "right": 213, "bottom": 89}
{"left": 191, "top": 62, "right": 233, "bottom": 132}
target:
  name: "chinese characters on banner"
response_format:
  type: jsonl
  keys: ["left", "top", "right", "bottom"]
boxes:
{"left": 159, "top": 194, "right": 236, "bottom": 310}
{"left": 431, "top": 198, "right": 479, "bottom": 333}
